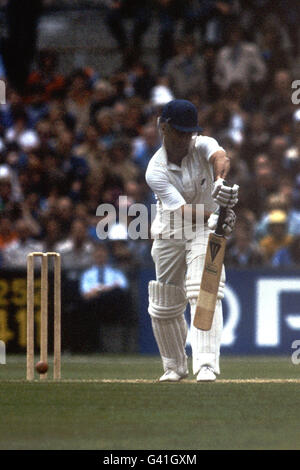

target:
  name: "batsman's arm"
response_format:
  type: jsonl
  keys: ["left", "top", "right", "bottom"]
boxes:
{"left": 179, "top": 150, "right": 231, "bottom": 223}
{"left": 210, "top": 150, "right": 230, "bottom": 181}
{"left": 210, "top": 151, "right": 239, "bottom": 208}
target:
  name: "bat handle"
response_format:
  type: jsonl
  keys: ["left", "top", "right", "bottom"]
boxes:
{"left": 215, "top": 207, "right": 227, "bottom": 236}
{"left": 215, "top": 181, "right": 232, "bottom": 236}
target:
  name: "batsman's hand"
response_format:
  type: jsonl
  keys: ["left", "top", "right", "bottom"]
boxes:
{"left": 212, "top": 179, "right": 239, "bottom": 208}
{"left": 207, "top": 208, "right": 236, "bottom": 236}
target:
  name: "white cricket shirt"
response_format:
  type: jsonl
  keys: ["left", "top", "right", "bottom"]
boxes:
{"left": 146, "top": 135, "right": 224, "bottom": 238}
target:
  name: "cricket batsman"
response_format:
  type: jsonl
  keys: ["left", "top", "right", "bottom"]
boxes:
{"left": 145, "top": 99, "right": 239, "bottom": 382}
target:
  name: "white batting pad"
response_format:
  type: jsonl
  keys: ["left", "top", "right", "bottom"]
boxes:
{"left": 151, "top": 315, "right": 188, "bottom": 375}
{"left": 148, "top": 281, "right": 187, "bottom": 319}
{"left": 189, "top": 298, "right": 223, "bottom": 375}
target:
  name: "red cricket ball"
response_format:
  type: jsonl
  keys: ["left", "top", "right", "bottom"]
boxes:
{"left": 35, "top": 361, "right": 48, "bottom": 374}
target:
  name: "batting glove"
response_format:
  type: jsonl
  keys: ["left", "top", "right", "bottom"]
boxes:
{"left": 211, "top": 179, "right": 239, "bottom": 208}
{"left": 207, "top": 208, "right": 236, "bottom": 236}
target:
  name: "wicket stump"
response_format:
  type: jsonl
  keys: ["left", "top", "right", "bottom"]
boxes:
{"left": 26, "top": 252, "right": 61, "bottom": 381}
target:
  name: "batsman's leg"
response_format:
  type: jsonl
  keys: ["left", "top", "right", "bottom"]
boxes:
{"left": 149, "top": 281, "right": 188, "bottom": 380}
{"left": 149, "top": 239, "right": 189, "bottom": 381}
{"left": 186, "top": 253, "right": 225, "bottom": 377}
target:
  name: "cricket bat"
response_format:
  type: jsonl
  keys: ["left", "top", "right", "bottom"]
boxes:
{"left": 193, "top": 206, "right": 227, "bottom": 331}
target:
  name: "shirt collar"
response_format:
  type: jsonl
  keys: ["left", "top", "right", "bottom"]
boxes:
{"left": 161, "top": 145, "right": 185, "bottom": 171}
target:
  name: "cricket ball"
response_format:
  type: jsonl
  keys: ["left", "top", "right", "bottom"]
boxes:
{"left": 35, "top": 361, "right": 48, "bottom": 374}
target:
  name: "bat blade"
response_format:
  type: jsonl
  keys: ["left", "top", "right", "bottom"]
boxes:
{"left": 193, "top": 232, "right": 226, "bottom": 331}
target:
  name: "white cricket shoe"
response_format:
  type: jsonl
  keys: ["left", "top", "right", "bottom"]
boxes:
{"left": 197, "top": 366, "right": 216, "bottom": 382}
{"left": 159, "top": 370, "right": 188, "bottom": 382}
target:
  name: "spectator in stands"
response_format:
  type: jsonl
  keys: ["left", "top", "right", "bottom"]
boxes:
{"left": 0, "top": 88, "right": 23, "bottom": 130}
{"left": 155, "top": 0, "right": 181, "bottom": 68}
{"left": 109, "top": 238, "right": 139, "bottom": 277}
{"left": 133, "top": 123, "right": 160, "bottom": 174}
{"left": 95, "top": 107, "right": 118, "bottom": 150}
{"left": 183, "top": 0, "right": 238, "bottom": 46}
{"left": 84, "top": 176, "right": 106, "bottom": 217}
{"left": 225, "top": 218, "right": 264, "bottom": 267}
{"left": 98, "top": 176, "right": 124, "bottom": 205}
{"left": 225, "top": 142, "right": 250, "bottom": 188}
{"left": 256, "top": 193, "right": 286, "bottom": 241}
{"left": 128, "top": 61, "right": 156, "bottom": 101}
{"left": 4, "top": 143, "right": 20, "bottom": 171}
{"left": 20, "top": 192, "right": 41, "bottom": 237}
{"left": 105, "top": 0, "right": 152, "bottom": 63}
{"left": 155, "top": 0, "right": 234, "bottom": 70}
{"left": 5, "top": 106, "right": 40, "bottom": 152}
{"left": 74, "top": 124, "right": 108, "bottom": 175}
{"left": 272, "top": 235, "right": 300, "bottom": 267}
{"left": 90, "top": 79, "right": 116, "bottom": 123}
{"left": 268, "top": 135, "right": 289, "bottom": 174}
{"left": 26, "top": 84, "right": 49, "bottom": 126}
{"left": 122, "top": 97, "right": 146, "bottom": 138}
{"left": 27, "top": 49, "right": 65, "bottom": 102}
{"left": 240, "top": 112, "right": 270, "bottom": 169}
{"left": 242, "top": 154, "right": 278, "bottom": 217}
{"left": 201, "top": 99, "right": 232, "bottom": 140}
{"left": 214, "top": 23, "right": 266, "bottom": 93}
{"left": 284, "top": 132, "right": 300, "bottom": 174}
{"left": 48, "top": 99, "right": 76, "bottom": 135}
{"left": 80, "top": 244, "right": 128, "bottom": 300}
{"left": 124, "top": 177, "right": 150, "bottom": 203}
{"left": 56, "top": 196, "right": 74, "bottom": 238}
{"left": 0, "top": 2, "right": 299, "bottom": 286}
{"left": 21, "top": 150, "right": 46, "bottom": 197}
{"left": 277, "top": 178, "right": 300, "bottom": 235}
{"left": 259, "top": 209, "right": 293, "bottom": 262}
{"left": 0, "top": 213, "right": 17, "bottom": 250}
{"left": 112, "top": 100, "right": 128, "bottom": 134}
{"left": 2, "top": 218, "right": 43, "bottom": 268}
{"left": 65, "top": 69, "right": 92, "bottom": 135}
{"left": 0, "top": 164, "right": 22, "bottom": 215}
{"left": 224, "top": 80, "right": 250, "bottom": 116}
{"left": 207, "top": 81, "right": 248, "bottom": 143}
{"left": 55, "top": 129, "right": 89, "bottom": 197}
{"left": 56, "top": 218, "right": 94, "bottom": 270}
{"left": 276, "top": 0, "right": 300, "bottom": 58}
{"left": 42, "top": 217, "right": 63, "bottom": 252}
{"left": 150, "top": 77, "right": 174, "bottom": 115}
{"left": 107, "top": 138, "right": 140, "bottom": 186}
{"left": 79, "top": 243, "right": 133, "bottom": 352}
{"left": 41, "top": 149, "right": 66, "bottom": 196}
{"left": 165, "top": 35, "right": 207, "bottom": 100}
{"left": 257, "top": 16, "right": 291, "bottom": 83}
{"left": 262, "top": 69, "right": 293, "bottom": 119}
{"left": 256, "top": 187, "right": 300, "bottom": 240}
{"left": 74, "top": 202, "right": 90, "bottom": 222}
{"left": 35, "top": 118, "right": 53, "bottom": 152}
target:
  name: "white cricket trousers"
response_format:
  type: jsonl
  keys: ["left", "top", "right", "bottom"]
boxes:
{"left": 151, "top": 235, "right": 224, "bottom": 375}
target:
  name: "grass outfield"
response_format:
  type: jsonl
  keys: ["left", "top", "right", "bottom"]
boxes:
{"left": 0, "top": 355, "right": 300, "bottom": 450}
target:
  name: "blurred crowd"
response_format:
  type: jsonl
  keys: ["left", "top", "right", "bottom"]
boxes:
{"left": 0, "top": 0, "right": 300, "bottom": 277}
